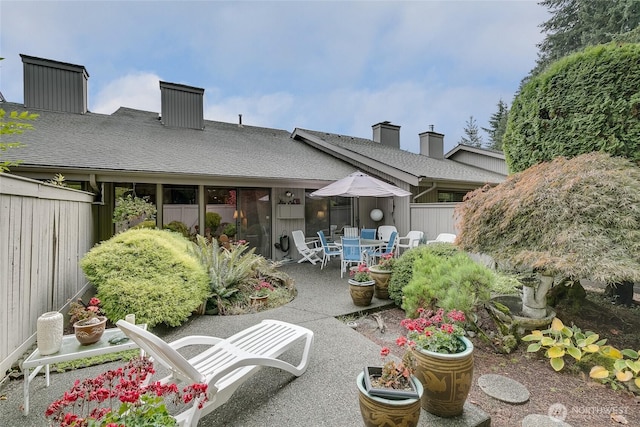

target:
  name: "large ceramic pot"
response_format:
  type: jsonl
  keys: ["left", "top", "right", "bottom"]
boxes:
{"left": 368, "top": 267, "right": 392, "bottom": 299}
{"left": 357, "top": 371, "right": 423, "bottom": 427}
{"left": 413, "top": 336, "right": 474, "bottom": 417}
{"left": 348, "top": 280, "right": 375, "bottom": 306}
{"left": 73, "top": 316, "right": 107, "bottom": 345}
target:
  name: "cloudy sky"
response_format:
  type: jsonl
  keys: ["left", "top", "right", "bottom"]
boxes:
{"left": 1, "top": 1, "right": 548, "bottom": 154}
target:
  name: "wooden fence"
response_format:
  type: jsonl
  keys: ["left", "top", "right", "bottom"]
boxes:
{"left": 0, "top": 174, "right": 94, "bottom": 380}
{"left": 409, "top": 202, "right": 459, "bottom": 241}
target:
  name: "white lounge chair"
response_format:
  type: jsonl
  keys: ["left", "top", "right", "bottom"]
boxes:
{"left": 426, "top": 233, "right": 457, "bottom": 244}
{"left": 116, "top": 319, "right": 314, "bottom": 427}
{"left": 292, "top": 230, "right": 322, "bottom": 265}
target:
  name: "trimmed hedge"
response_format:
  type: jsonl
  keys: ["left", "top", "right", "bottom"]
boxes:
{"left": 504, "top": 43, "right": 640, "bottom": 173}
{"left": 80, "top": 229, "right": 209, "bottom": 327}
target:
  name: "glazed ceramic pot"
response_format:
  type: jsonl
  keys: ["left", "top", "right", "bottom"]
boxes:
{"left": 368, "top": 267, "right": 392, "bottom": 299}
{"left": 357, "top": 371, "right": 423, "bottom": 427}
{"left": 348, "top": 279, "right": 375, "bottom": 306}
{"left": 413, "top": 336, "right": 474, "bottom": 417}
{"left": 73, "top": 316, "right": 107, "bottom": 345}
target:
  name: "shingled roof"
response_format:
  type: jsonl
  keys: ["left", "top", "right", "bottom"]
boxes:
{"left": 293, "top": 128, "right": 506, "bottom": 186}
{"left": 3, "top": 103, "right": 357, "bottom": 183}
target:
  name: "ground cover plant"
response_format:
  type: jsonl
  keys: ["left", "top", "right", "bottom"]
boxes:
{"left": 80, "top": 228, "right": 210, "bottom": 327}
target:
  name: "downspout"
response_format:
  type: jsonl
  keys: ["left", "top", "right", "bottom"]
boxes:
{"left": 413, "top": 182, "right": 437, "bottom": 202}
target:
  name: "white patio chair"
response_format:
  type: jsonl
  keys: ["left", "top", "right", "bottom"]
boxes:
{"left": 377, "top": 225, "right": 398, "bottom": 243}
{"left": 116, "top": 319, "right": 314, "bottom": 427}
{"left": 396, "top": 230, "right": 424, "bottom": 255}
{"left": 426, "top": 233, "right": 457, "bottom": 244}
{"left": 340, "top": 237, "right": 364, "bottom": 278}
{"left": 292, "top": 230, "right": 322, "bottom": 265}
{"left": 317, "top": 230, "right": 342, "bottom": 269}
{"left": 343, "top": 227, "right": 359, "bottom": 238}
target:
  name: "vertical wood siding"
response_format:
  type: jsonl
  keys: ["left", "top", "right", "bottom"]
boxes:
{"left": 0, "top": 174, "right": 94, "bottom": 379}
{"left": 409, "top": 203, "right": 460, "bottom": 241}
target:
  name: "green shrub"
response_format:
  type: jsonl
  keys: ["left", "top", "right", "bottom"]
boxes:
{"left": 222, "top": 223, "right": 236, "bottom": 237}
{"left": 205, "top": 212, "right": 221, "bottom": 233}
{"left": 388, "top": 243, "right": 460, "bottom": 306}
{"left": 401, "top": 249, "right": 494, "bottom": 317}
{"left": 113, "top": 195, "right": 157, "bottom": 229}
{"left": 504, "top": 43, "right": 640, "bottom": 173}
{"left": 130, "top": 220, "right": 157, "bottom": 229}
{"left": 80, "top": 229, "right": 209, "bottom": 327}
{"left": 163, "top": 220, "right": 190, "bottom": 237}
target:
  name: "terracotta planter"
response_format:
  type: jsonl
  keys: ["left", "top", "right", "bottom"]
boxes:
{"left": 348, "top": 279, "right": 375, "bottom": 306}
{"left": 368, "top": 267, "right": 392, "bottom": 299}
{"left": 73, "top": 316, "right": 107, "bottom": 345}
{"left": 412, "top": 336, "right": 474, "bottom": 417}
{"left": 357, "top": 371, "right": 423, "bottom": 427}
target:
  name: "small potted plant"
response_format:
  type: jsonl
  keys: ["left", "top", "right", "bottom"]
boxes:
{"left": 399, "top": 307, "right": 474, "bottom": 417}
{"left": 250, "top": 281, "right": 274, "bottom": 305}
{"left": 368, "top": 253, "right": 395, "bottom": 299}
{"left": 357, "top": 342, "right": 423, "bottom": 426}
{"left": 348, "top": 263, "right": 375, "bottom": 306}
{"left": 68, "top": 297, "right": 107, "bottom": 345}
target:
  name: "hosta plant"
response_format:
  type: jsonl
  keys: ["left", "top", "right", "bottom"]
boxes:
{"left": 522, "top": 318, "right": 605, "bottom": 372}
{"left": 524, "top": 318, "right": 640, "bottom": 392}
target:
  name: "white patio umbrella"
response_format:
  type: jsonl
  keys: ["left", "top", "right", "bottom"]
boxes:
{"left": 310, "top": 171, "right": 411, "bottom": 227}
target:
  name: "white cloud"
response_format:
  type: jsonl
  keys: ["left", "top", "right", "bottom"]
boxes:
{"left": 93, "top": 73, "right": 162, "bottom": 114}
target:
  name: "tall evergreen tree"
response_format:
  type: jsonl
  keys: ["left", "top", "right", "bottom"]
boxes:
{"left": 482, "top": 100, "right": 509, "bottom": 151}
{"left": 534, "top": 0, "right": 640, "bottom": 74}
{"left": 458, "top": 116, "right": 483, "bottom": 148}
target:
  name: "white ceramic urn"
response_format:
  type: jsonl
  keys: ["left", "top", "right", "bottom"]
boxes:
{"left": 37, "top": 311, "right": 64, "bottom": 355}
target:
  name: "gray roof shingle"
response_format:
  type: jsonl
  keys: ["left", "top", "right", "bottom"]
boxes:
{"left": 296, "top": 129, "right": 506, "bottom": 184}
{"left": 3, "top": 104, "right": 356, "bottom": 182}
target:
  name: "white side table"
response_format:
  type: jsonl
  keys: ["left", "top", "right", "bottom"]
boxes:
{"left": 21, "top": 324, "right": 146, "bottom": 416}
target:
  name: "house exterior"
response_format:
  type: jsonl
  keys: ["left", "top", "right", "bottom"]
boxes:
{"left": 3, "top": 54, "right": 507, "bottom": 260}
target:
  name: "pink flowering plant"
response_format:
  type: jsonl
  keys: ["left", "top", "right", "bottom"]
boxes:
{"left": 68, "top": 297, "right": 105, "bottom": 325}
{"left": 375, "top": 253, "right": 395, "bottom": 271}
{"left": 400, "top": 307, "right": 468, "bottom": 354}
{"left": 45, "top": 356, "right": 208, "bottom": 427}
{"left": 350, "top": 263, "right": 372, "bottom": 282}
{"left": 253, "top": 280, "right": 275, "bottom": 297}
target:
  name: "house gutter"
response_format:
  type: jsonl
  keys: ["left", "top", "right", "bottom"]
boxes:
{"left": 413, "top": 182, "right": 437, "bottom": 202}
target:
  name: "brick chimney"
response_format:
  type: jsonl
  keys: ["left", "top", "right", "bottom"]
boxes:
{"left": 20, "top": 54, "right": 89, "bottom": 114}
{"left": 372, "top": 121, "right": 400, "bottom": 149}
{"left": 159, "top": 81, "right": 205, "bottom": 130}
{"left": 419, "top": 125, "right": 444, "bottom": 160}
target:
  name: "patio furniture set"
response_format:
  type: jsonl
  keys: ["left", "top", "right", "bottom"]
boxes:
{"left": 292, "top": 226, "right": 428, "bottom": 277}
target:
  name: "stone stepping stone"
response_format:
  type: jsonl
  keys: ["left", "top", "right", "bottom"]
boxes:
{"left": 522, "top": 414, "right": 572, "bottom": 427}
{"left": 477, "top": 374, "right": 530, "bottom": 404}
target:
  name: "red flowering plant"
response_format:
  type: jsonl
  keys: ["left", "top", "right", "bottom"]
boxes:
{"left": 45, "top": 356, "right": 208, "bottom": 427}
{"left": 68, "top": 297, "right": 105, "bottom": 326}
{"left": 253, "top": 281, "right": 275, "bottom": 297}
{"left": 349, "top": 263, "right": 372, "bottom": 283}
{"left": 400, "top": 307, "right": 467, "bottom": 354}
{"left": 371, "top": 343, "right": 417, "bottom": 391}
